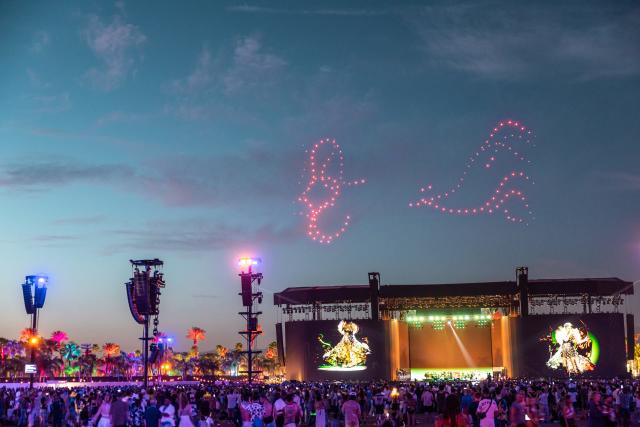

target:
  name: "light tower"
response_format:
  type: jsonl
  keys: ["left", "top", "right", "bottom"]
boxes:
{"left": 21, "top": 275, "right": 48, "bottom": 389}
{"left": 125, "top": 259, "right": 165, "bottom": 388}
{"left": 238, "top": 257, "right": 263, "bottom": 383}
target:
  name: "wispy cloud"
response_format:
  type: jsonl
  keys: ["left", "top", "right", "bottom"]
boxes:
{"left": 597, "top": 171, "right": 640, "bottom": 191}
{"left": 223, "top": 36, "right": 287, "bottom": 93}
{"left": 52, "top": 215, "right": 107, "bottom": 226}
{"left": 83, "top": 13, "right": 146, "bottom": 91}
{"left": 165, "top": 36, "right": 286, "bottom": 120}
{"left": 29, "top": 31, "right": 50, "bottom": 53}
{"left": 26, "top": 68, "right": 50, "bottom": 89}
{"left": 412, "top": 3, "right": 640, "bottom": 80}
{"left": 0, "top": 160, "right": 133, "bottom": 189}
{"left": 94, "top": 110, "right": 153, "bottom": 127}
{"left": 29, "top": 92, "right": 71, "bottom": 113}
{"left": 107, "top": 220, "right": 297, "bottom": 251}
{"left": 0, "top": 145, "right": 298, "bottom": 208}
{"left": 227, "top": 5, "right": 389, "bottom": 16}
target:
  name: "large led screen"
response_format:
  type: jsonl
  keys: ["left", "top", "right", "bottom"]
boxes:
{"left": 514, "top": 313, "right": 626, "bottom": 377}
{"left": 285, "top": 320, "right": 405, "bottom": 381}
{"left": 409, "top": 325, "right": 493, "bottom": 370}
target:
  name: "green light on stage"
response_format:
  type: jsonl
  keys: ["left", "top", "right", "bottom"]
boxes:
{"left": 589, "top": 332, "right": 600, "bottom": 365}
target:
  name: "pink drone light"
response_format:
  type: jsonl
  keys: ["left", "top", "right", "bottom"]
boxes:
{"left": 410, "top": 120, "right": 535, "bottom": 224}
{"left": 298, "top": 138, "right": 365, "bottom": 244}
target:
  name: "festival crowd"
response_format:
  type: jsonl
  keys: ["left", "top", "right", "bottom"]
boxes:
{"left": 1, "top": 379, "right": 639, "bottom": 427}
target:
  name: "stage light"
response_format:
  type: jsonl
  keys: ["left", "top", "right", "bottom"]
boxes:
{"left": 428, "top": 316, "right": 434, "bottom": 321}
{"left": 29, "top": 337, "right": 39, "bottom": 346}
{"left": 419, "top": 316, "right": 425, "bottom": 321}
{"left": 238, "top": 257, "right": 261, "bottom": 268}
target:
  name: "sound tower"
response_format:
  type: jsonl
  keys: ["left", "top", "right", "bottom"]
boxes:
{"left": 626, "top": 313, "right": 635, "bottom": 360}
{"left": 275, "top": 322, "right": 285, "bottom": 366}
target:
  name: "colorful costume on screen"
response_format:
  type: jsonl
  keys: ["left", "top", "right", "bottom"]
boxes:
{"left": 319, "top": 320, "right": 370, "bottom": 368}
{"left": 546, "top": 322, "right": 594, "bottom": 374}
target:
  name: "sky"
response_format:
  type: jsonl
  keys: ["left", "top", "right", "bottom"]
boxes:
{"left": 1, "top": 0, "right": 640, "bottom": 353}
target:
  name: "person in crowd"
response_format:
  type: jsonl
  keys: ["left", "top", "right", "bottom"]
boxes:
{"left": 282, "top": 394, "right": 301, "bottom": 427}
{"left": 314, "top": 391, "right": 326, "bottom": 427}
{"left": 92, "top": 394, "right": 112, "bottom": 427}
{"left": 406, "top": 391, "right": 417, "bottom": 427}
{"left": 435, "top": 392, "right": 468, "bottom": 427}
{"left": 160, "top": 396, "right": 176, "bottom": 427}
{"left": 477, "top": 390, "right": 497, "bottom": 427}
{"left": 145, "top": 399, "right": 162, "bottom": 427}
{"left": 510, "top": 391, "right": 527, "bottom": 427}
{"left": 562, "top": 395, "right": 576, "bottom": 427}
{"left": 588, "top": 391, "right": 606, "bottom": 427}
{"left": 110, "top": 391, "right": 129, "bottom": 427}
{"left": 341, "top": 393, "right": 361, "bottom": 427}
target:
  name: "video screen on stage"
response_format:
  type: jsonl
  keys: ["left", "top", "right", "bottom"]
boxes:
{"left": 409, "top": 325, "right": 493, "bottom": 373}
{"left": 285, "top": 320, "right": 392, "bottom": 380}
{"left": 516, "top": 313, "right": 627, "bottom": 377}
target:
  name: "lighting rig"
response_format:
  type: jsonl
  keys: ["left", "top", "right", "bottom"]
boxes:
{"left": 125, "top": 258, "right": 165, "bottom": 388}
{"left": 21, "top": 275, "right": 48, "bottom": 389}
{"left": 238, "top": 257, "right": 263, "bottom": 383}
{"left": 405, "top": 313, "right": 494, "bottom": 330}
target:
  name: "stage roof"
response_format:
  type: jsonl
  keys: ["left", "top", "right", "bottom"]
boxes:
{"left": 273, "top": 277, "right": 633, "bottom": 305}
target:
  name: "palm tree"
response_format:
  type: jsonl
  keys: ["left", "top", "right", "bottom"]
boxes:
{"left": 186, "top": 327, "right": 206, "bottom": 357}
{"left": 78, "top": 353, "right": 97, "bottom": 380}
{"left": 196, "top": 352, "right": 218, "bottom": 377}
{"left": 102, "top": 343, "right": 120, "bottom": 376}
{"left": 173, "top": 352, "right": 193, "bottom": 380}
{"left": 50, "top": 331, "right": 68, "bottom": 349}
{"left": 62, "top": 342, "right": 81, "bottom": 377}
{"left": 19, "top": 328, "right": 36, "bottom": 343}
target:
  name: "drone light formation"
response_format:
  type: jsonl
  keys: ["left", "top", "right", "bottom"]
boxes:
{"left": 299, "top": 138, "right": 365, "bottom": 244}
{"left": 410, "top": 120, "right": 535, "bottom": 224}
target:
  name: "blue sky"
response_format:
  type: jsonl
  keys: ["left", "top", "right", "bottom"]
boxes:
{"left": 1, "top": 1, "right": 639, "bottom": 351}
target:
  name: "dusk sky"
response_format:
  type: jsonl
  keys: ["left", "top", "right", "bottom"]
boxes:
{"left": 1, "top": 1, "right": 639, "bottom": 352}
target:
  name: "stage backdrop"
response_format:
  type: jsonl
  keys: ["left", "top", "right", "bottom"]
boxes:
{"left": 512, "top": 313, "right": 627, "bottom": 377}
{"left": 409, "top": 325, "right": 493, "bottom": 371}
{"left": 284, "top": 319, "right": 408, "bottom": 381}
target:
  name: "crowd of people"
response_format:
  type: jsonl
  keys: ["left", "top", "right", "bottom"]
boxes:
{"left": 1, "top": 379, "right": 639, "bottom": 427}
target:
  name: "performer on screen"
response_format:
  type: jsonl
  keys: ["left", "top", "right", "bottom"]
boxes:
{"left": 318, "top": 320, "right": 370, "bottom": 368}
{"left": 545, "top": 322, "right": 594, "bottom": 374}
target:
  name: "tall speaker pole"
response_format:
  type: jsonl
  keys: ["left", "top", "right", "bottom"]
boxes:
{"left": 125, "top": 259, "right": 165, "bottom": 389}
{"left": 238, "top": 257, "right": 263, "bottom": 383}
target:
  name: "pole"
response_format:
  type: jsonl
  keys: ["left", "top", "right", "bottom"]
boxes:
{"left": 29, "top": 309, "right": 37, "bottom": 389}
{"left": 248, "top": 301, "right": 253, "bottom": 383}
{"left": 143, "top": 315, "right": 149, "bottom": 389}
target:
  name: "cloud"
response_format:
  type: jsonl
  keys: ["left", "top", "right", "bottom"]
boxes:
{"left": 597, "top": 171, "right": 640, "bottom": 191}
{"left": 0, "top": 160, "right": 133, "bottom": 189}
{"left": 26, "top": 68, "right": 50, "bottom": 89}
{"left": 227, "top": 5, "right": 389, "bottom": 16}
{"left": 52, "top": 215, "right": 107, "bottom": 226}
{"left": 83, "top": 13, "right": 146, "bottom": 91}
{"left": 30, "top": 92, "right": 72, "bottom": 113}
{"left": 412, "top": 3, "right": 640, "bottom": 80}
{"left": 107, "top": 220, "right": 298, "bottom": 251}
{"left": 94, "top": 110, "right": 153, "bottom": 127}
{"left": 165, "top": 36, "right": 286, "bottom": 120}
{"left": 223, "top": 36, "right": 287, "bottom": 93}
{"left": 0, "top": 145, "right": 298, "bottom": 208}
{"left": 168, "top": 47, "right": 215, "bottom": 94}
{"left": 30, "top": 31, "right": 50, "bottom": 53}
{"left": 131, "top": 147, "right": 298, "bottom": 207}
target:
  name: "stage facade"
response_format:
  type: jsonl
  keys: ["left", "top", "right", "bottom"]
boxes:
{"left": 274, "top": 269, "right": 634, "bottom": 380}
